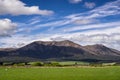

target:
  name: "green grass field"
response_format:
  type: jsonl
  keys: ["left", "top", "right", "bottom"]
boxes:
{"left": 59, "top": 61, "right": 89, "bottom": 66}
{"left": 0, "top": 66, "right": 120, "bottom": 80}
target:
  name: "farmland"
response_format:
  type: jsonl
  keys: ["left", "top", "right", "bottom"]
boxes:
{"left": 0, "top": 66, "right": 120, "bottom": 80}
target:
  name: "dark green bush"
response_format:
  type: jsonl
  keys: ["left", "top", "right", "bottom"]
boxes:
{"left": 31, "top": 62, "right": 43, "bottom": 66}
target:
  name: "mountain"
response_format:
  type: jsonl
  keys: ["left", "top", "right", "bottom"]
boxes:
{"left": 0, "top": 40, "right": 120, "bottom": 62}
{"left": 84, "top": 44, "right": 120, "bottom": 61}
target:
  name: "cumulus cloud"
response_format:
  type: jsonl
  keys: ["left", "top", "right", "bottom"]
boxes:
{"left": 0, "top": 0, "right": 54, "bottom": 15}
{"left": 0, "top": 18, "right": 17, "bottom": 36}
{"left": 69, "top": 0, "right": 82, "bottom": 4}
{"left": 84, "top": 2, "right": 96, "bottom": 9}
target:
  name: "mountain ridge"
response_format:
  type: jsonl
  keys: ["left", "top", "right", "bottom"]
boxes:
{"left": 0, "top": 40, "right": 120, "bottom": 62}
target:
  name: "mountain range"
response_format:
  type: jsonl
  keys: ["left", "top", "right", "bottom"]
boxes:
{"left": 0, "top": 40, "right": 120, "bottom": 62}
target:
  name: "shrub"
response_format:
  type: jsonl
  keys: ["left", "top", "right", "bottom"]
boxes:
{"left": 31, "top": 62, "right": 43, "bottom": 66}
{"left": 13, "top": 63, "right": 25, "bottom": 66}
{"left": 113, "top": 62, "right": 120, "bottom": 66}
{"left": 50, "top": 61, "right": 61, "bottom": 66}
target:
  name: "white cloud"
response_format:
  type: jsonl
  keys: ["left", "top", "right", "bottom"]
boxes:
{"left": 66, "top": 0, "right": 120, "bottom": 19}
{"left": 17, "top": 0, "right": 120, "bottom": 33}
{"left": 0, "top": 18, "right": 17, "bottom": 36}
{"left": 69, "top": 0, "right": 82, "bottom": 4}
{"left": 88, "top": 0, "right": 120, "bottom": 18}
{"left": 1, "top": 29, "right": 120, "bottom": 50}
{"left": 16, "top": 19, "right": 72, "bottom": 33}
{"left": 84, "top": 2, "right": 96, "bottom": 9}
{"left": 63, "top": 21, "right": 120, "bottom": 33}
{"left": 73, "top": 19, "right": 96, "bottom": 25}
{"left": 50, "top": 33, "right": 120, "bottom": 50}
{"left": 0, "top": 0, "right": 120, "bottom": 51}
{"left": 28, "top": 17, "right": 41, "bottom": 25}
{"left": 0, "top": 34, "right": 52, "bottom": 48}
{"left": 0, "top": 0, "right": 54, "bottom": 15}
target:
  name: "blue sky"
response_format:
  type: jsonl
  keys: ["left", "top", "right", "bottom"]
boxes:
{"left": 0, "top": 0, "right": 120, "bottom": 50}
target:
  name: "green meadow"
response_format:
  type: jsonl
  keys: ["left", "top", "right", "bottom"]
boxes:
{"left": 0, "top": 66, "right": 120, "bottom": 80}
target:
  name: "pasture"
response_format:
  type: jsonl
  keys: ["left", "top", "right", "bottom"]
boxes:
{"left": 0, "top": 66, "right": 120, "bottom": 80}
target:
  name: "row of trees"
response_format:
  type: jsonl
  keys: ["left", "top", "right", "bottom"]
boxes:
{"left": 0, "top": 61, "right": 120, "bottom": 67}
{"left": 0, "top": 61, "right": 62, "bottom": 66}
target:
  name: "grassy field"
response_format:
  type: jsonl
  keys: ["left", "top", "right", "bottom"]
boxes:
{"left": 0, "top": 66, "right": 120, "bottom": 80}
{"left": 59, "top": 61, "right": 89, "bottom": 66}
